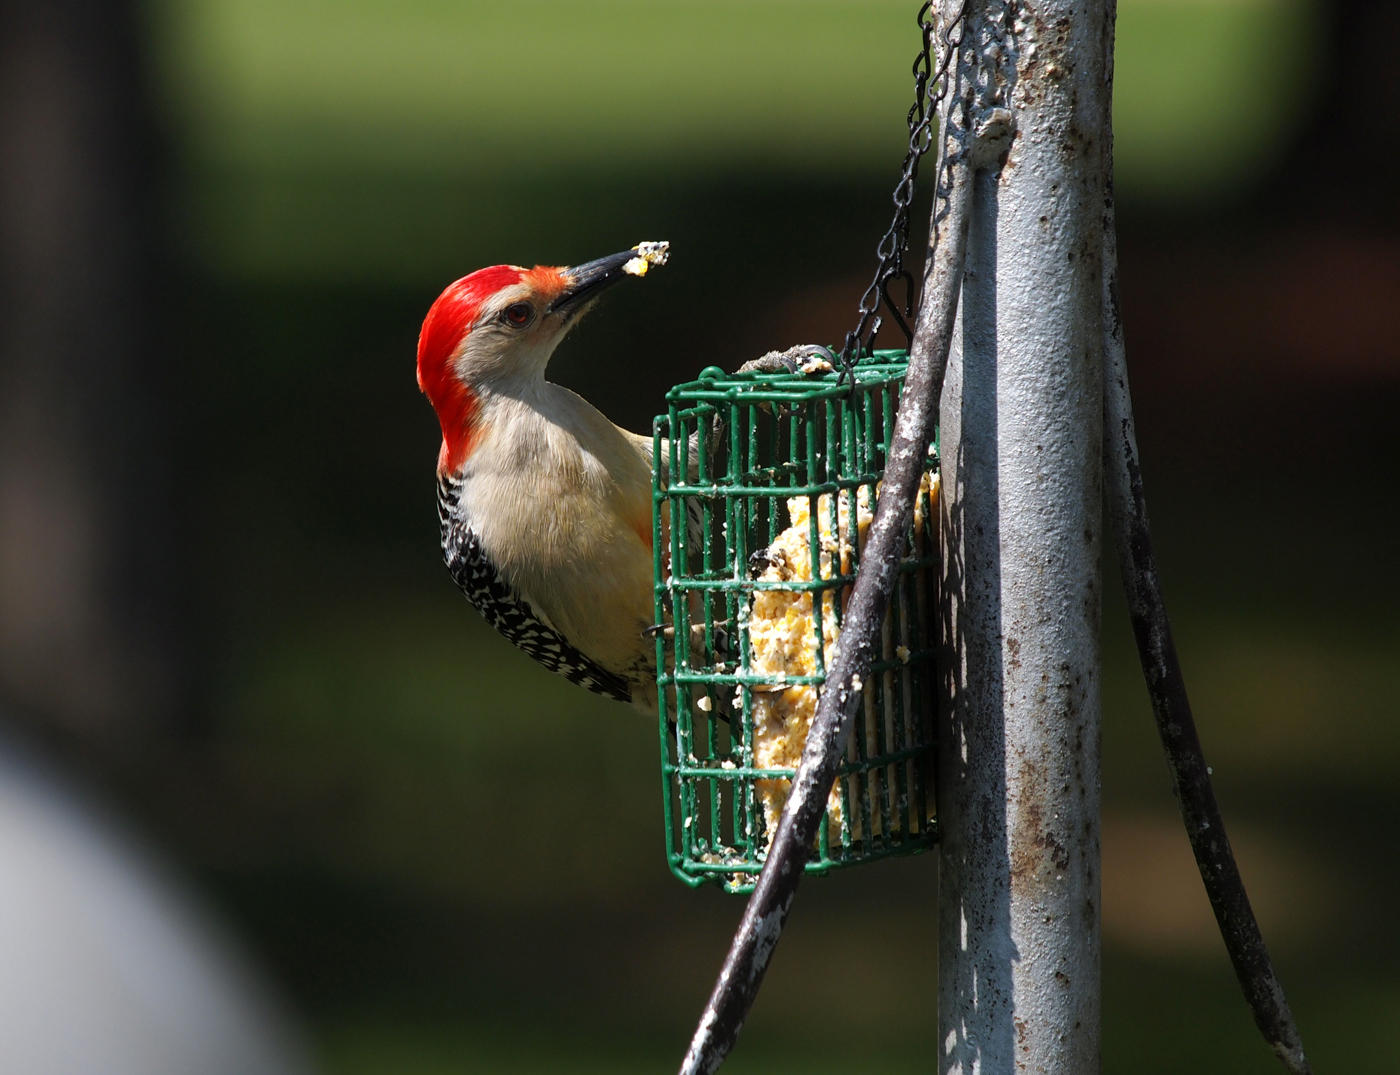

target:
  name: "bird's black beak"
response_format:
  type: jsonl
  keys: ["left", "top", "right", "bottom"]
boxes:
{"left": 547, "top": 250, "right": 641, "bottom": 317}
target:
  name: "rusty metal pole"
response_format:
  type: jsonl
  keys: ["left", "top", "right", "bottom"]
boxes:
{"left": 936, "top": 0, "right": 1108, "bottom": 1070}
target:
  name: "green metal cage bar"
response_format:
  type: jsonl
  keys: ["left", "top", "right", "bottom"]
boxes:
{"left": 652, "top": 350, "right": 940, "bottom": 893}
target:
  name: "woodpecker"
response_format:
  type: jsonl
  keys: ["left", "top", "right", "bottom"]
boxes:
{"left": 416, "top": 246, "right": 669, "bottom": 712}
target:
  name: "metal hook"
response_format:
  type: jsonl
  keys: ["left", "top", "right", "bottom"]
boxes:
{"left": 880, "top": 269, "right": 917, "bottom": 347}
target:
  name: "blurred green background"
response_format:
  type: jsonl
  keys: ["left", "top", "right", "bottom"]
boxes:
{"left": 2, "top": 0, "right": 1396, "bottom": 1071}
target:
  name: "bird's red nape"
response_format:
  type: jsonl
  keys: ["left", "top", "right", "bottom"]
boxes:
{"left": 418, "top": 287, "right": 485, "bottom": 471}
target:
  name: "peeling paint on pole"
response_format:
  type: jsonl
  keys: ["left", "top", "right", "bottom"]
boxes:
{"left": 937, "top": 0, "right": 1106, "bottom": 1072}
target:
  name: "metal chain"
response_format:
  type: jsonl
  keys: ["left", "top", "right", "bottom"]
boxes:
{"left": 840, "top": 1, "right": 968, "bottom": 371}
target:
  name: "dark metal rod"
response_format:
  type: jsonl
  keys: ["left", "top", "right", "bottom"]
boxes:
{"left": 1100, "top": 161, "right": 1312, "bottom": 1075}
{"left": 675, "top": 110, "right": 976, "bottom": 1075}
{"left": 1097, "top": 0, "right": 1308, "bottom": 1064}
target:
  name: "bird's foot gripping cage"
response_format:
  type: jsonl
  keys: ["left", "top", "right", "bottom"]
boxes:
{"left": 652, "top": 351, "right": 940, "bottom": 893}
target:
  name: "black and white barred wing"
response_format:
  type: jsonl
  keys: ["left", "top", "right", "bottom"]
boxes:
{"left": 437, "top": 478, "right": 631, "bottom": 703}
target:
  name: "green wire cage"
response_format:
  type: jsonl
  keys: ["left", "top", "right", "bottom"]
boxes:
{"left": 651, "top": 350, "right": 940, "bottom": 893}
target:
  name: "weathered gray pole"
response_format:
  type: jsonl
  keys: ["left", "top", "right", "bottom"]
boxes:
{"left": 936, "top": 0, "right": 1108, "bottom": 1070}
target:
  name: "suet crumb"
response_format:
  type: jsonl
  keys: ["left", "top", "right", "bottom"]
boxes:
{"left": 623, "top": 240, "right": 670, "bottom": 277}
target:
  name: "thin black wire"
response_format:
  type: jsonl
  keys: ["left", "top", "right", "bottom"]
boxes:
{"left": 840, "top": 1, "right": 967, "bottom": 371}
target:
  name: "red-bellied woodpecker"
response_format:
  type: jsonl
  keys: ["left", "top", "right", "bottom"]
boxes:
{"left": 416, "top": 245, "right": 670, "bottom": 712}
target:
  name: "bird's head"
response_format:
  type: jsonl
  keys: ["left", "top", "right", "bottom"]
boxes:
{"left": 417, "top": 248, "right": 649, "bottom": 471}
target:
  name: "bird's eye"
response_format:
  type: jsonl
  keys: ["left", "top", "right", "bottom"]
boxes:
{"left": 502, "top": 302, "right": 534, "bottom": 327}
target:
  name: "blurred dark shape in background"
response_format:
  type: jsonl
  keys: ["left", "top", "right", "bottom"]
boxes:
{"left": 1254, "top": 0, "right": 1400, "bottom": 222}
{"left": 0, "top": 0, "right": 197, "bottom": 753}
{"left": 0, "top": 1, "right": 1397, "bottom": 1073}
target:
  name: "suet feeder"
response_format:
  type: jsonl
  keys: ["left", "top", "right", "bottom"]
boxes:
{"left": 652, "top": 350, "right": 940, "bottom": 893}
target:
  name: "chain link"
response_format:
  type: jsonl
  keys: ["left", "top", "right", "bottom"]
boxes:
{"left": 840, "top": 1, "right": 968, "bottom": 371}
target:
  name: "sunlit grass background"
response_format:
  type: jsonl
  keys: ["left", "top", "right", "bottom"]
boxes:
{"left": 104, "top": 0, "right": 1398, "bottom": 1070}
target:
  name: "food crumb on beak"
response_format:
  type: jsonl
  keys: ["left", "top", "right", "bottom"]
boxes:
{"left": 623, "top": 239, "right": 670, "bottom": 277}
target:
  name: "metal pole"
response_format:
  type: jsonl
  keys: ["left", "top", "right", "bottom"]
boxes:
{"left": 936, "top": 0, "right": 1107, "bottom": 1070}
